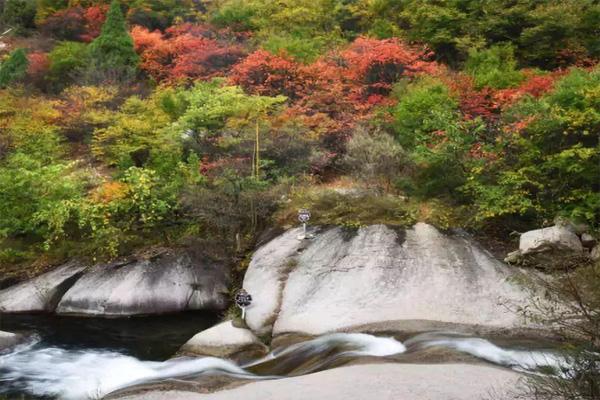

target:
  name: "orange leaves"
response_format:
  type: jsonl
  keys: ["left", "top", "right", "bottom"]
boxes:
{"left": 230, "top": 50, "right": 303, "bottom": 98}
{"left": 494, "top": 71, "right": 562, "bottom": 108}
{"left": 131, "top": 25, "right": 246, "bottom": 84}
{"left": 27, "top": 52, "right": 50, "bottom": 83}
{"left": 228, "top": 38, "right": 438, "bottom": 136}
{"left": 92, "top": 181, "right": 129, "bottom": 204}
{"left": 340, "top": 37, "right": 439, "bottom": 98}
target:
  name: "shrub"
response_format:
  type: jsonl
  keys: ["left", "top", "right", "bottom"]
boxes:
{"left": 0, "top": 49, "right": 28, "bottom": 88}
{"left": 343, "top": 128, "right": 410, "bottom": 192}
{"left": 0, "top": 0, "right": 36, "bottom": 34}
{"left": 87, "top": 0, "right": 138, "bottom": 76}
{"left": 464, "top": 67, "right": 600, "bottom": 225}
{"left": 47, "top": 41, "right": 88, "bottom": 88}
{"left": 465, "top": 44, "right": 525, "bottom": 89}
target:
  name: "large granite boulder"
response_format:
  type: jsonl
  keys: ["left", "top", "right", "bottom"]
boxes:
{"left": 519, "top": 225, "right": 583, "bottom": 254}
{"left": 56, "top": 249, "right": 228, "bottom": 316}
{"left": 115, "top": 363, "right": 522, "bottom": 400}
{"left": 0, "top": 262, "right": 87, "bottom": 313}
{"left": 179, "top": 320, "right": 267, "bottom": 358}
{"left": 244, "top": 223, "right": 533, "bottom": 336}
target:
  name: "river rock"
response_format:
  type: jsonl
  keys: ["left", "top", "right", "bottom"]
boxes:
{"left": 519, "top": 225, "right": 583, "bottom": 254}
{"left": 581, "top": 233, "right": 596, "bottom": 249}
{"left": 0, "top": 330, "right": 23, "bottom": 350}
{"left": 243, "top": 227, "right": 308, "bottom": 334}
{"left": 179, "top": 320, "right": 267, "bottom": 358}
{"left": 244, "top": 223, "right": 532, "bottom": 336}
{"left": 56, "top": 249, "right": 228, "bottom": 316}
{"left": 0, "top": 262, "right": 87, "bottom": 313}
{"left": 115, "top": 363, "right": 523, "bottom": 400}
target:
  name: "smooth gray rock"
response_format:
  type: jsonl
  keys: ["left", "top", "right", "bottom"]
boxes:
{"left": 56, "top": 250, "right": 228, "bottom": 316}
{"left": 243, "top": 227, "right": 307, "bottom": 335}
{"left": 0, "top": 262, "right": 87, "bottom": 313}
{"left": 581, "top": 233, "right": 596, "bottom": 249}
{"left": 115, "top": 363, "right": 523, "bottom": 400}
{"left": 244, "top": 223, "right": 532, "bottom": 336}
{"left": 179, "top": 320, "right": 267, "bottom": 358}
{"left": 519, "top": 225, "right": 583, "bottom": 254}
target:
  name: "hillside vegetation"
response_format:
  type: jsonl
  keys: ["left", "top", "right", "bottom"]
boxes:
{"left": 0, "top": 0, "right": 598, "bottom": 272}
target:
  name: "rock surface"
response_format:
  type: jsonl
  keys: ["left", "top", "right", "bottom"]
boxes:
{"left": 581, "top": 233, "right": 596, "bottom": 249}
{"left": 115, "top": 363, "right": 523, "bottom": 400}
{"left": 0, "top": 262, "right": 87, "bottom": 313}
{"left": 0, "top": 330, "right": 23, "bottom": 350}
{"left": 56, "top": 250, "right": 228, "bottom": 316}
{"left": 244, "top": 223, "right": 532, "bottom": 336}
{"left": 179, "top": 320, "right": 267, "bottom": 358}
{"left": 243, "top": 227, "right": 308, "bottom": 334}
{"left": 519, "top": 225, "right": 583, "bottom": 254}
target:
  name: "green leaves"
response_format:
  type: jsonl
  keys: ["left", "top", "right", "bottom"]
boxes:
{"left": 88, "top": 0, "right": 138, "bottom": 72}
{"left": 0, "top": 49, "right": 28, "bottom": 88}
{"left": 465, "top": 44, "right": 524, "bottom": 89}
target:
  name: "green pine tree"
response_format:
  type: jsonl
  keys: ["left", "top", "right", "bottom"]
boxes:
{"left": 0, "top": 48, "right": 28, "bottom": 88}
{"left": 88, "top": 0, "right": 138, "bottom": 72}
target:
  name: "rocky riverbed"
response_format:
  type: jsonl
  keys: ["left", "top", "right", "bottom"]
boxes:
{"left": 0, "top": 223, "right": 569, "bottom": 399}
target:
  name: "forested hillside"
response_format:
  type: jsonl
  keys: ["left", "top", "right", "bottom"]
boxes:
{"left": 0, "top": 0, "right": 599, "bottom": 276}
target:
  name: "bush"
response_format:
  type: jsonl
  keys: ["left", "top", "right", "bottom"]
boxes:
{"left": 47, "top": 41, "right": 88, "bottom": 87}
{"left": 0, "top": 0, "right": 36, "bottom": 34}
{"left": 0, "top": 49, "right": 28, "bottom": 88}
{"left": 391, "top": 77, "right": 479, "bottom": 198}
{"left": 344, "top": 128, "right": 410, "bottom": 192}
{"left": 465, "top": 44, "right": 525, "bottom": 89}
{"left": 87, "top": 0, "right": 138, "bottom": 77}
{"left": 464, "top": 67, "right": 600, "bottom": 225}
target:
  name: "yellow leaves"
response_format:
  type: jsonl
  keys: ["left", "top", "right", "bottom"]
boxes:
{"left": 91, "top": 181, "right": 130, "bottom": 204}
{"left": 62, "top": 85, "right": 119, "bottom": 108}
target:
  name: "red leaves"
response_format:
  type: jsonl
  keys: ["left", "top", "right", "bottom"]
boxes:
{"left": 80, "top": 6, "right": 109, "bottom": 42}
{"left": 27, "top": 52, "right": 50, "bottom": 80}
{"left": 39, "top": 5, "right": 107, "bottom": 42}
{"left": 447, "top": 75, "right": 499, "bottom": 120}
{"left": 340, "top": 37, "right": 439, "bottom": 98}
{"left": 131, "top": 25, "right": 246, "bottom": 84}
{"left": 494, "top": 71, "right": 562, "bottom": 108}
{"left": 229, "top": 38, "right": 438, "bottom": 136}
{"left": 230, "top": 50, "right": 303, "bottom": 98}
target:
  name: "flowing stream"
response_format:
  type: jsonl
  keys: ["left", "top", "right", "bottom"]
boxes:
{"left": 0, "top": 314, "right": 569, "bottom": 400}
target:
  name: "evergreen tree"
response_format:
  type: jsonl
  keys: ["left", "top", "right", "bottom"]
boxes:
{"left": 0, "top": 48, "right": 28, "bottom": 88}
{"left": 88, "top": 0, "right": 138, "bottom": 72}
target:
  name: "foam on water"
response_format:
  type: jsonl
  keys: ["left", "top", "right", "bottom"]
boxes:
{"left": 406, "top": 332, "right": 569, "bottom": 374}
{"left": 0, "top": 338, "right": 254, "bottom": 400}
{"left": 0, "top": 332, "right": 570, "bottom": 400}
{"left": 244, "top": 332, "right": 406, "bottom": 369}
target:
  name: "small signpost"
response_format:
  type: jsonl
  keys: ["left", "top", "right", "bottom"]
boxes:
{"left": 297, "top": 208, "right": 311, "bottom": 240}
{"left": 234, "top": 289, "right": 252, "bottom": 320}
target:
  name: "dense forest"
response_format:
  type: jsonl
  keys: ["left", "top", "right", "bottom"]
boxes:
{"left": 0, "top": 0, "right": 598, "bottom": 276}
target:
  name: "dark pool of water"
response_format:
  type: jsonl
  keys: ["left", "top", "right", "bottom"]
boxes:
{"left": 0, "top": 312, "right": 219, "bottom": 361}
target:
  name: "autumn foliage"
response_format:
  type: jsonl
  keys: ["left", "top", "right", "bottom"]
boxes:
{"left": 39, "top": 5, "right": 108, "bottom": 42}
{"left": 132, "top": 24, "right": 246, "bottom": 83}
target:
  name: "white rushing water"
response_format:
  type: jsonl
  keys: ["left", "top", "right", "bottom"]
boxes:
{"left": 0, "top": 332, "right": 568, "bottom": 400}
{"left": 0, "top": 337, "right": 254, "bottom": 400}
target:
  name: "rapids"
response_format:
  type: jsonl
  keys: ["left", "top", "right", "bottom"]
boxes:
{"left": 0, "top": 331, "right": 568, "bottom": 400}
